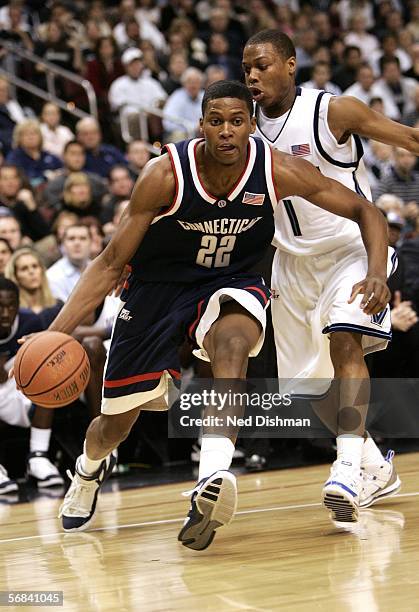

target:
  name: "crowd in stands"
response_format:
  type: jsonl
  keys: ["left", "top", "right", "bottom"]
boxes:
{"left": 0, "top": 0, "right": 419, "bottom": 488}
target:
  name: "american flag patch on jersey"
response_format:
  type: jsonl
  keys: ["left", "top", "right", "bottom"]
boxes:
{"left": 291, "top": 143, "right": 311, "bottom": 156}
{"left": 242, "top": 192, "right": 265, "bottom": 205}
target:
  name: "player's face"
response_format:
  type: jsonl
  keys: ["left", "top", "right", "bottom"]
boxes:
{"left": 0, "top": 290, "right": 18, "bottom": 337}
{"left": 242, "top": 43, "right": 296, "bottom": 113}
{"left": 200, "top": 98, "right": 256, "bottom": 165}
{"left": 14, "top": 254, "right": 43, "bottom": 291}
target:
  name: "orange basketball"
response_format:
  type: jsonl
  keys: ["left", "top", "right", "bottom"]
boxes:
{"left": 14, "top": 331, "right": 90, "bottom": 408}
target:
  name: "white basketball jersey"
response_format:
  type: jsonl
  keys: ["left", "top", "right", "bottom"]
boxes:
{"left": 255, "top": 87, "right": 371, "bottom": 256}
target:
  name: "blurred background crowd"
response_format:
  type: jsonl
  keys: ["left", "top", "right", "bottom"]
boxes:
{"left": 0, "top": 0, "right": 419, "bottom": 494}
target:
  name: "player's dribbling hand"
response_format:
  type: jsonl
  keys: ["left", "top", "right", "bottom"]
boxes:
{"left": 348, "top": 276, "right": 391, "bottom": 315}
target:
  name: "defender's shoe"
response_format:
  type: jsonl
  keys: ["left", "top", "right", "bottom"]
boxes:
{"left": 360, "top": 450, "right": 401, "bottom": 508}
{"left": 178, "top": 470, "right": 237, "bottom": 551}
{"left": 58, "top": 453, "right": 116, "bottom": 532}
{"left": 322, "top": 460, "right": 362, "bottom": 523}
{"left": 0, "top": 464, "right": 18, "bottom": 494}
{"left": 27, "top": 451, "right": 64, "bottom": 488}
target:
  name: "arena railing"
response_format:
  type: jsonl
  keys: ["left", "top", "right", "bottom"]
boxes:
{"left": 0, "top": 39, "right": 98, "bottom": 120}
{"left": 119, "top": 103, "right": 197, "bottom": 144}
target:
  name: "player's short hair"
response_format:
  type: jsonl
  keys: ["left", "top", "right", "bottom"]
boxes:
{"left": 0, "top": 276, "right": 19, "bottom": 301}
{"left": 202, "top": 80, "right": 253, "bottom": 117}
{"left": 245, "top": 29, "right": 296, "bottom": 60}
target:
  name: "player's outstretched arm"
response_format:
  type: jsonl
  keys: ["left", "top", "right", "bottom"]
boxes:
{"left": 48, "top": 155, "right": 175, "bottom": 336}
{"left": 274, "top": 151, "right": 390, "bottom": 314}
{"left": 328, "top": 95, "right": 419, "bottom": 153}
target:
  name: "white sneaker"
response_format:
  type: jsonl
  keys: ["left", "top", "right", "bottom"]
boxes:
{"left": 322, "top": 460, "right": 362, "bottom": 523}
{"left": 27, "top": 452, "right": 64, "bottom": 488}
{"left": 59, "top": 453, "right": 117, "bottom": 532}
{"left": 0, "top": 464, "right": 18, "bottom": 494}
{"left": 190, "top": 442, "right": 244, "bottom": 463}
{"left": 178, "top": 470, "right": 237, "bottom": 550}
{"left": 359, "top": 450, "right": 401, "bottom": 508}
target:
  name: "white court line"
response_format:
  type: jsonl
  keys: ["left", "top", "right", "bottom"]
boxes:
{"left": 0, "top": 490, "right": 418, "bottom": 545}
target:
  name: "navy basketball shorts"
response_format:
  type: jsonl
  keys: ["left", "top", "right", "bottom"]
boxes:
{"left": 101, "top": 274, "right": 271, "bottom": 415}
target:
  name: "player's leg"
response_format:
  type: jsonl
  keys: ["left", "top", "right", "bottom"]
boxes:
{"left": 179, "top": 301, "right": 262, "bottom": 550}
{"left": 80, "top": 336, "right": 107, "bottom": 420}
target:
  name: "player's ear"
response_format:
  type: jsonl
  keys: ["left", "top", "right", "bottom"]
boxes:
{"left": 199, "top": 117, "right": 204, "bottom": 134}
{"left": 250, "top": 116, "right": 257, "bottom": 133}
{"left": 287, "top": 56, "right": 296, "bottom": 77}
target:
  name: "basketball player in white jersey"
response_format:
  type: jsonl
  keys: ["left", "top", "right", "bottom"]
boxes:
{"left": 242, "top": 30, "right": 417, "bottom": 522}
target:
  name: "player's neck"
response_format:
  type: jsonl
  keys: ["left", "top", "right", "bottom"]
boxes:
{"left": 197, "top": 144, "right": 248, "bottom": 198}
{"left": 260, "top": 85, "right": 296, "bottom": 119}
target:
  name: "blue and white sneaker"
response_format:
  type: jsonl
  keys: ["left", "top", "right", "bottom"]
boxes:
{"left": 58, "top": 452, "right": 117, "bottom": 532}
{"left": 359, "top": 450, "right": 401, "bottom": 508}
{"left": 178, "top": 470, "right": 237, "bottom": 550}
{"left": 322, "top": 460, "right": 362, "bottom": 523}
{"left": 0, "top": 464, "right": 18, "bottom": 495}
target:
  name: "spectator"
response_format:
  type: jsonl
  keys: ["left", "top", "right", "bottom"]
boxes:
{"left": 301, "top": 61, "right": 342, "bottom": 96}
{"left": 113, "top": 0, "right": 166, "bottom": 52}
{"left": 373, "top": 147, "right": 419, "bottom": 203}
{"left": 103, "top": 198, "right": 129, "bottom": 239}
{"left": 207, "top": 33, "right": 242, "bottom": 81}
{"left": 312, "top": 11, "right": 334, "bottom": 47}
{"left": 198, "top": 7, "right": 246, "bottom": 57}
{"left": 52, "top": 210, "right": 79, "bottom": 246}
{"left": 43, "top": 141, "right": 107, "bottom": 209}
{"left": 332, "top": 46, "right": 362, "bottom": 92}
{"left": 372, "top": 57, "right": 417, "bottom": 121}
{"left": 205, "top": 64, "right": 228, "bottom": 88}
{"left": 100, "top": 165, "right": 134, "bottom": 224}
{"left": 0, "top": 277, "right": 63, "bottom": 491}
{"left": 370, "top": 33, "right": 412, "bottom": 77}
{"left": 364, "top": 140, "right": 393, "bottom": 187}
{"left": 166, "top": 18, "right": 207, "bottom": 71}
{"left": 57, "top": 173, "right": 103, "bottom": 220}
{"left": 39, "top": 103, "right": 74, "bottom": 159}
{"left": 82, "top": 216, "right": 105, "bottom": 259}
{"left": 0, "top": 238, "right": 13, "bottom": 276}
{"left": 126, "top": 140, "right": 151, "bottom": 180}
{"left": 343, "top": 64, "right": 376, "bottom": 105}
{"left": 0, "top": 165, "right": 51, "bottom": 242}
{"left": 402, "top": 85, "right": 419, "bottom": 127}
{"left": 0, "top": 211, "right": 24, "bottom": 251}
{"left": 369, "top": 96, "right": 385, "bottom": 114}
{"left": 386, "top": 211, "right": 405, "bottom": 248}
{"left": 46, "top": 223, "right": 91, "bottom": 302}
{"left": 6, "top": 120, "right": 62, "bottom": 187}
{"left": 76, "top": 117, "right": 127, "bottom": 178}
{"left": 163, "top": 67, "right": 204, "bottom": 141}
{"left": 160, "top": 52, "right": 189, "bottom": 96}
{"left": 295, "top": 29, "right": 319, "bottom": 72}
{"left": 344, "top": 11, "right": 379, "bottom": 60}
{"left": 404, "top": 42, "right": 419, "bottom": 82}
{"left": 0, "top": 76, "right": 26, "bottom": 155}
{"left": 108, "top": 48, "right": 167, "bottom": 141}
{"left": 375, "top": 193, "right": 405, "bottom": 217}
{"left": 0, "top": 0, "right": 33, "bottom": 52}
{"left": 5, "top": 247, "right": 63, "bottom": 326}
{"left": 85, "top": 36, "right": 125, "bottom": 132}
{"left": 140, "top": 39, "right": 166, "bottom": 82}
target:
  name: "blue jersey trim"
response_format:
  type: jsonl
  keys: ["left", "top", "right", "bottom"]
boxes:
{"left": 322, "top": 322, "right": 392, "bottom": 340}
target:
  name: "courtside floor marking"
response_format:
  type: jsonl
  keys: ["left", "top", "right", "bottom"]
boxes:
{"left": 0, "top": 490, "right": 417, "bottom": 545}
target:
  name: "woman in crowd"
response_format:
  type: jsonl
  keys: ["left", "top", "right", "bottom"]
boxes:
{"left": 5, "top": 247, "right": 63, "bottom": 326}
{"left": 6, "top": 120, "right": 62, "bottom": 187}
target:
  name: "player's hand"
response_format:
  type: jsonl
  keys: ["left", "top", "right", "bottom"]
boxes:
{"left": 108, "top": 264, "right": 131, "bottom": 297}
{"left": 348, "top": 276, "right": 391, "bottom": 315}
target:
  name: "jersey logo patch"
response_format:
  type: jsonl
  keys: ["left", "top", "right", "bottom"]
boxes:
{"left": 119, "top": 308, "right": 133, "bottom": 321}
{"left": 242, "top": 192, "right": 265, "bottom": 205}
{"left": 291, "top": 143, "right": 311, "bottom": 156}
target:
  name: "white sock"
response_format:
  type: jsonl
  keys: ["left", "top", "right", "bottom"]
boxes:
{"left": 336, "top": 435, "right": 364, "bottom": 472}
{"left": 79, "top": 441, "right": 107, "bottom": 476}
{"left": 30, "top": 427, "right": 51, "bottom": 454}
{"left": 198, "top": 436, "right": 235, "bottom": 481}
{"left": 362, "top": 435, "right": 385, "bottom": 465}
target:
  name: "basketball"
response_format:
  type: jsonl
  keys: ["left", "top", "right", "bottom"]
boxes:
{"left": 14, "top": 331, "right": 90, "bottom": 408}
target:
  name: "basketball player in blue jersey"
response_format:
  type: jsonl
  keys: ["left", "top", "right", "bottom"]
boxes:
{"left": 242, "top": 30, "right": 418, "bottom": 522}
{"left": 18, "top": 80, "right": 390, "bottom": 547}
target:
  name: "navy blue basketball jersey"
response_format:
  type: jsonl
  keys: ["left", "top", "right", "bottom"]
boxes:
{"left": 128, "top": 136, "right": 278, "bottom": 283}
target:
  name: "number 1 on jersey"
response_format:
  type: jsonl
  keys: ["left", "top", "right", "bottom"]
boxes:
{"left": 196, "top": 235, "right": 237, "bottom": 268}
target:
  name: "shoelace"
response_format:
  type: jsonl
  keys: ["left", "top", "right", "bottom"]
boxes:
{"left": 58, "top": 471, "right": 96, "bottom": 518}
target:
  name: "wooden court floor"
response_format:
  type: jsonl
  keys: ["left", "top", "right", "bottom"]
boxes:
{"left": 0, "top": 452, "right": 418, "bottom": 612}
